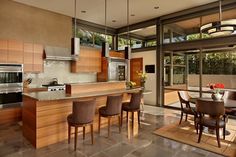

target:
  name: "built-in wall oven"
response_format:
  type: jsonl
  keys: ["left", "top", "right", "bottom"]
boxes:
{"left": 0, "top": 64, "right": 23, "bottom": 108}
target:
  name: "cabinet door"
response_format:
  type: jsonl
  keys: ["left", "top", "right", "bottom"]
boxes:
{"left": 23, "top": 43, "right": 34, "bottom": 72}
{"left": 0, "top": 40, "right": 8, "bottom": 63}
{"left": 33, "top": 44, "right": 44, "bottom": 73}
{"left": 8, "top": 40, "right": 23, "bottom": 64}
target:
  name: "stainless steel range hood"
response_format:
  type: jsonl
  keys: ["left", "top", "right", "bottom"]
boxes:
{"left": 45, "top": 46, "right": 77, "bottom": 61}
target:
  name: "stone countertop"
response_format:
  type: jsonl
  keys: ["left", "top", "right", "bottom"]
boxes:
{"left": 23, "top": 87, "right": 142, "bottom": 101}
{"left": 65, "top": 81, "right": 126, "bottom": 85}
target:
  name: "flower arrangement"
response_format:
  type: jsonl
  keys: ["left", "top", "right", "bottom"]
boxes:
{"left": 208, "top": 83, "right": 225, "bottom": 94}
{"left": 136, "top": 71, "right": 147, "bottom": 82}
{"left": 126, "top": 81, "right": 136, "bottom": 88}
{"left": 208, "top": 83, "right": 225, "bottom": 100}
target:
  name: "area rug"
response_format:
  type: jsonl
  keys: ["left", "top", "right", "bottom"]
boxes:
{"left": 153, "top": 121, "right": 236, "bottom": 157}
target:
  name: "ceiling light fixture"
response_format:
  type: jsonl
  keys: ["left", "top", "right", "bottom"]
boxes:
{"left": 125, "top": 0, "right": 131, "bottom": 60}
{"left": 112, "top": 20, "right": 116, "bottom": 23}
{"left": 102, "top": 0, "right": 109, "bottom": 57}
{"left": 71, "top": 0, "right": 80, "bottom": 60}
{"left": 131, "top": 14, "right": 135, "bottom": 17}
{"left": 200, "top": 0, "right": 236, "bottom": 37}
{"left": 81, "top": 10, "right": 86, "bottom": 13}
{"left": 154, "top": 6, "right": 159, "bottom": 9}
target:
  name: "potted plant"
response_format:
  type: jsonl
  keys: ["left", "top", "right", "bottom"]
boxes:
{"left": 137, "top": 71, "right": 147, "bottom": 89}
{"left": 208, "top": 83, "right": 225, "bottom": 100}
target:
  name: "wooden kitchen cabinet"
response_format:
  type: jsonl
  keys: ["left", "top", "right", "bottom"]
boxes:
{"left": 8, "top": 40, "right": 24, "bottom": 64}
{"left": 0, "top": 40, "right": 44, "bottom": 73}
{"left": 71, "top": 46, "right": 101, "bottom": 73}
{"left": 33, "top": 44, "right": 44, "bottom": 72}
{"left": 0, "top": 40, "right": 8, "bottom": 63}
{"left": 23, "top": 43, "right": 34, "bottom": 72}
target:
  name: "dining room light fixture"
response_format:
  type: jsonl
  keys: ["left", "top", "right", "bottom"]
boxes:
{"left": 71, "top": 0, "right": 80, "bottom": 59}
{"left": 102, "top": 0, "right": 109, "bottom": 57}
{"left": 200, "top": 0, "right": 236, "bottom": 37}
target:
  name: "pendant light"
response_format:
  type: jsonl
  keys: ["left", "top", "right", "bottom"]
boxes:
{"left": 200, "top": 0, "right": 236, "bottom": 37}
{"left": 102, "top": 0, "right": 109, "bottom": 57}
{"left": 125, "top": 0, "right": 131, "bottom": 60}
{"left": 71, "top": 0, "right": 80, "bottom": 59}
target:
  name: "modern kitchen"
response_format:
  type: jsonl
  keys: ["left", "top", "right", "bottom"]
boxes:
{"left": 1, "top": 0, "right": 236, "bottom": 157}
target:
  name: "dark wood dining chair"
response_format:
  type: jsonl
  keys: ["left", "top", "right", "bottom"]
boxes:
{"left": 121, "top": 91, "right": 142, "bottom": 128}
{"left": 223, "top": 91, "right": 236, "bottom": 116}
{"left": 98, "top": 94, "right": 123, "bottom": 137}
{"left": 196, "top": 99, "right": 226, "bottom": 148}
{"left": 178, "top": 91, "right": 197, "bottom": 126}
{"left": 67, "top": 99, "right": 96, "bottom": 150}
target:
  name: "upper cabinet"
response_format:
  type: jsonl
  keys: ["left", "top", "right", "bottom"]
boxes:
{"left": 71, "top": 46, "right": 102, "bottom": 73}
{"left": 8, "top": 40, "right": 24, "bottom": 64}
{"left": 0, "top": 40, "right": 44, "bottom": 73}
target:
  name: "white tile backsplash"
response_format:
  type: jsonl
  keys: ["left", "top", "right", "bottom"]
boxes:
{"left": 24, "top": 60, "right": 97, "bottom": 86}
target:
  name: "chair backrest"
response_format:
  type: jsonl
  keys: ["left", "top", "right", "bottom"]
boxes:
{"left": 105, "top": 94, "right": 123, "bottom": 115}
{"left": 129, "top": 91, "right": 142, "bottom": 109}
{"left": 196, "top": 99, "right": 225, "bottom": 117}
{"left": 72, "top": 99, "right": 96, "bottom": 124}
{"left": 223, "top": 91, "right": 236, "bottom": 101}
{"left": 178, "top": 91, "right": 191, "bottom": 109}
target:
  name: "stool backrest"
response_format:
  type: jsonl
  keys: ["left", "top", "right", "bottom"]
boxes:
{"left": 72, "top": 99, "right": 96, "bottom": 124}
{"left": 105, "top": 94, "right": 123, "bottom": 115}
{"left": 196, "top": 99, "right": 225, "bottom": 117}
{"left": 129, "top": 91, "right": 142, "bottom": 109}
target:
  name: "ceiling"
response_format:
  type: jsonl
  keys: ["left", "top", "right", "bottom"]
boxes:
{"left": 13, "top": 0, "right": 218, "bottom": 29}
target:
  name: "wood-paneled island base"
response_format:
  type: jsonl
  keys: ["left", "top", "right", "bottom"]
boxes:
{"left": 23, "top": 81, "right": 142, "bottom": 149}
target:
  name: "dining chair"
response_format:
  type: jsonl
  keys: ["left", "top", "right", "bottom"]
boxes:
{"left": 121, "top": 91, "right": 142, "bottom": 128}
{"left": 196, "top": 99, "right": 226, "bottom": 148}
{"left": 223, "top": 91, "right": 236, "bottom": 116}
{"left": 98, "top": 94, "right": 123, "bottom": 137}
{"left": 178, "top": 91, "right": 197, "bottom": 127}
{"left": 67, "top": 99, "right": 96, "bottom": 151}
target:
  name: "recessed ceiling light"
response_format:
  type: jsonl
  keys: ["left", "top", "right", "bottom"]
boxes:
{"left": 112, "top": 20, "right": 116, "bottom": 23}
{"left": 81, "top": 10, "right": 86, "bottom": 13}
{"left": 154, "top": 6, "right": 159, "bottom": 9}
{"left": 131, "top": 14, "right": 135, "bottom": 17}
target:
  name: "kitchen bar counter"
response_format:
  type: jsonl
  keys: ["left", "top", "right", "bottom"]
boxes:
{"left": 22, "top": 81, "right": 142, "bottom": 149}
{"left": 23, "top": 87, "right": 141, "bottom": 101}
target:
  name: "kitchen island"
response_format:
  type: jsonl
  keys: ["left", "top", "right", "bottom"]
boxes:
{"left": 22, "top": 81, "right": 142, "bottom": 148}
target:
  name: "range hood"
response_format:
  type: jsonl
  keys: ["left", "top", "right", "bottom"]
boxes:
{"left": 45, "top": 46, "right": 77, "bottom": 61}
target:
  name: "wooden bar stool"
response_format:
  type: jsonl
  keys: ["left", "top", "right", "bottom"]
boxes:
{"left": 121, "top": 91, "right": 142, "bottom": 128}
{"left": 67, "top": 99, "right": 96, "bottom": 150}
{"left": 98, "top": 94, "right": 123, "bottom": 137}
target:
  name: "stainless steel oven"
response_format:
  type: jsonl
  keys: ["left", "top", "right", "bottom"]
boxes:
{"left": 0, "top": 64, "right": 23, "bottom": 107}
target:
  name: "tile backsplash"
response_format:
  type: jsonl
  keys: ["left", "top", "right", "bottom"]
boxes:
{"left": 24, "top": 60, "right": 97, "bottom": 87}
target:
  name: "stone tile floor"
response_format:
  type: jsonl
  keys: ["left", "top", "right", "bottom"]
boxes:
{"left": 0, "top": 106, "right": 231, "bottom": 157}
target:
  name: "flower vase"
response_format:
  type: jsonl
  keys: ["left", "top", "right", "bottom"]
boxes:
{"left": 141, "top": 80, "right": 145, "bottom": 89}
{"left": 211, "top": 92, "right": 222, "bottom": 101}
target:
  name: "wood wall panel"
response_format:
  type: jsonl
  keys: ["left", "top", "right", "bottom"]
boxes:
{"left": 97, "top": 57, "right": 108, "bottom": 82}
{"left": 71, "top": 46, "right": 101, "bottom": 73}
{"left": 33, "top": 44, "right": 44, "bottom": 73}
{"left": 109, "top": 50, "right": 125, "bottom": 59}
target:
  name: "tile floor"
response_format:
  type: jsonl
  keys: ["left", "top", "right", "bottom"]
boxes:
{"left": 0, "top": 106, "right": 230, "bottom": 157}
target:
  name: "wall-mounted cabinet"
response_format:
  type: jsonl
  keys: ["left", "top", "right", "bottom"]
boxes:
{"left": 71, "top": 46, "right": 101, "bottom": 73}
{"left": 0, "top": 40, "right": 44, "bottom": 73}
